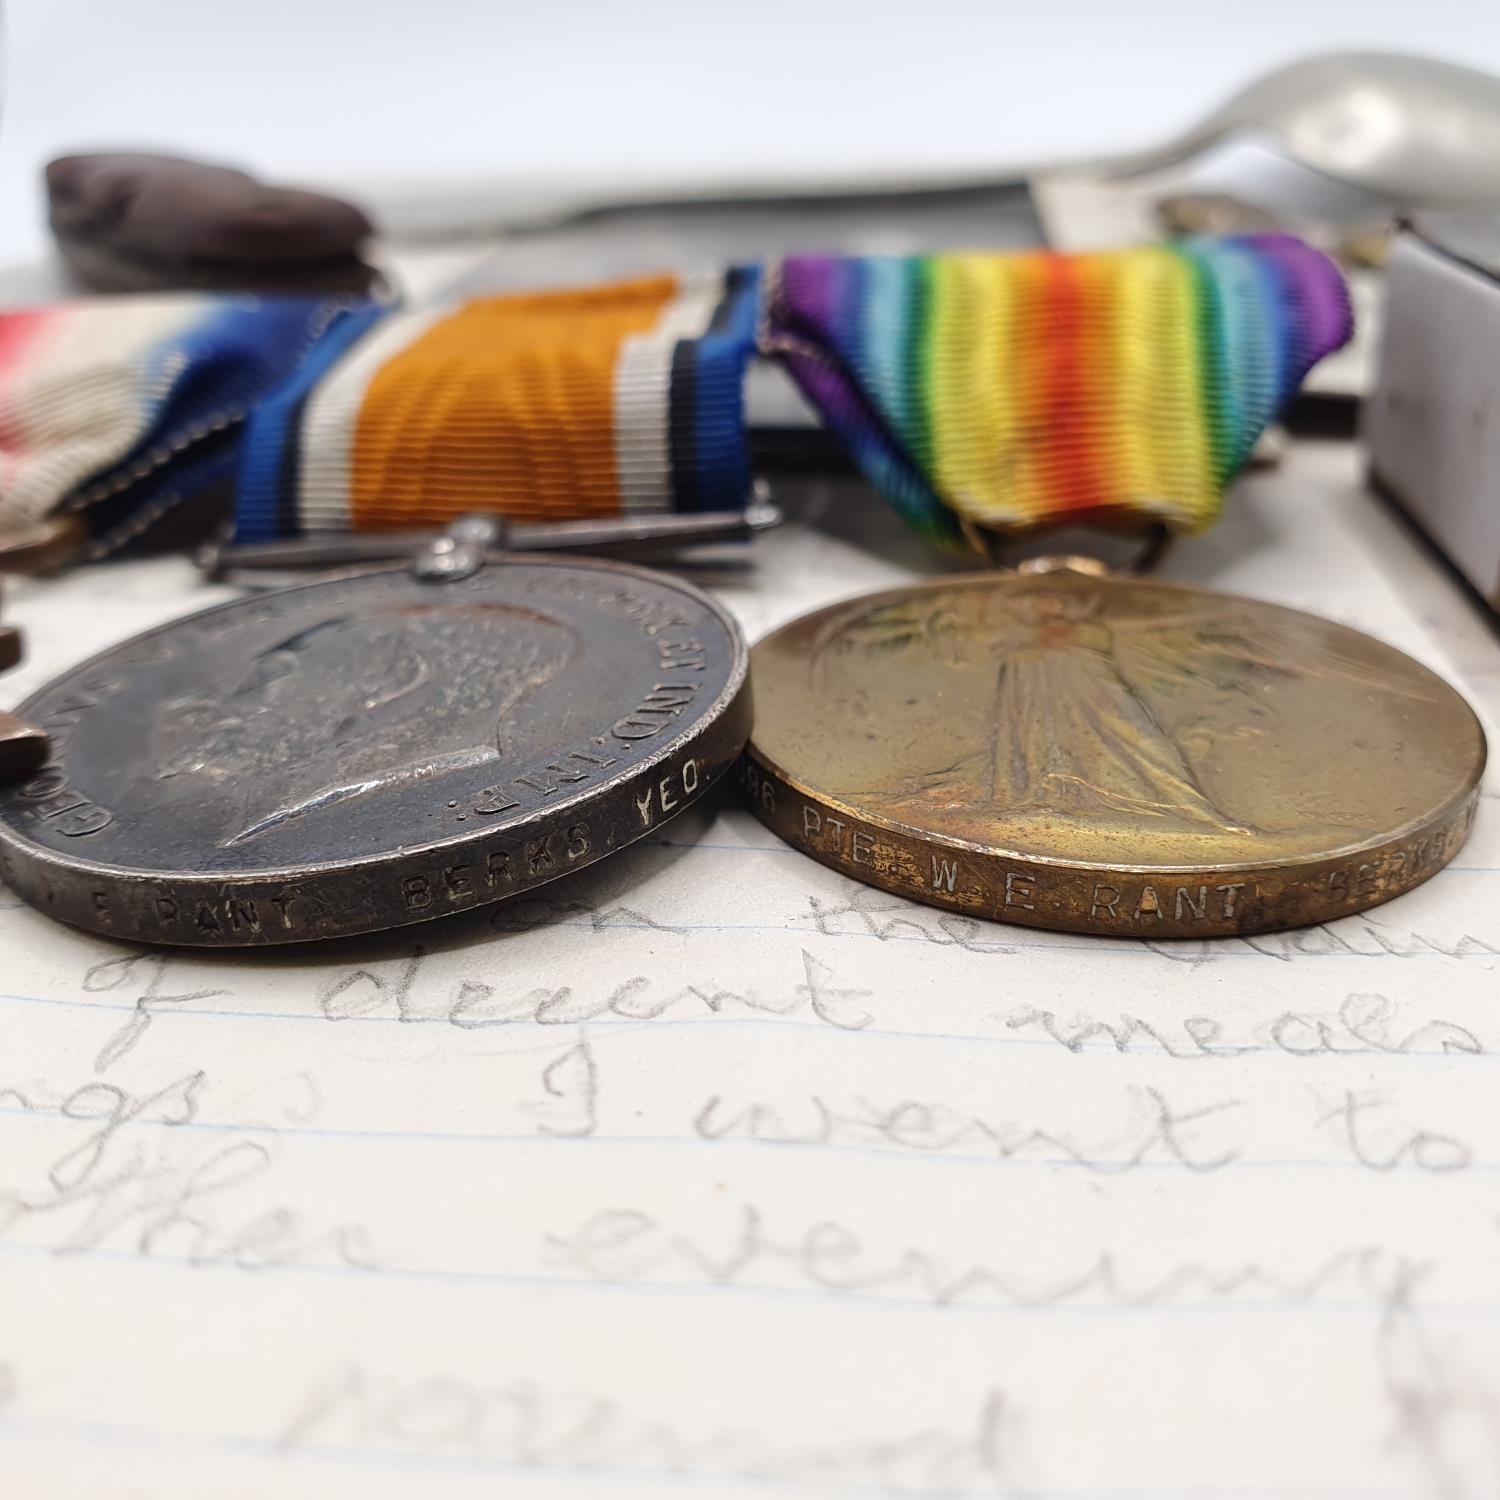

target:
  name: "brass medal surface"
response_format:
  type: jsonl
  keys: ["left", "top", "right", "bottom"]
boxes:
{"left": 742, "top": 572, "right": 1486, "bottom": 937}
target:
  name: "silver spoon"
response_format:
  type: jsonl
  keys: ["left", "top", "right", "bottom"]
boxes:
{"left": 1097, "top": 51, "right": 1500, "bottom": 206}
{"left": 374, "top": 50, "right": 1500, "bottom": 244}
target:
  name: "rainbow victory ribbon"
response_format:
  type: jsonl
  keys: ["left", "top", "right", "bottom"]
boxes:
{"left": 763, "top": 235, "right": 1353, "bottom": 548}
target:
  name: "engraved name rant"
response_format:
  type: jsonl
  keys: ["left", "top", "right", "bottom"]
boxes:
{"left": 2, "top": 495, "right": 1499, "bottom": 1498}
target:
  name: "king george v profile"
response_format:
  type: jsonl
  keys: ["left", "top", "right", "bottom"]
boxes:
{"left": 154, "top": 601, "right": 580, "bottom": 848}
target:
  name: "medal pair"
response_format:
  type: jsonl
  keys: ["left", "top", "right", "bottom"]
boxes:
{"left": 0, "top": 239, "right": 1484, "bottom": 943}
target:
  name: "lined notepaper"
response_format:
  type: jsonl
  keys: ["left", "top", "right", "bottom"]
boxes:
{"left": 2, "top": 443, "right": 1498, "bottom": 1499}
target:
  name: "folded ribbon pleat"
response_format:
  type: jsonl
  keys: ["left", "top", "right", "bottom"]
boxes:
{"left": 765, "top": 235, "right": 1353, "bottom": 546}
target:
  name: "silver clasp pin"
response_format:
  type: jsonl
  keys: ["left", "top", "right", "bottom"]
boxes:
{"left": 198, "top": 483, "right": 781, "bottom": 583}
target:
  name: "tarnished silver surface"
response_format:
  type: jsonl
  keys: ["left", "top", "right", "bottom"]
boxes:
{"left": 0, "top": 557, "right": 748, "bottom": 945}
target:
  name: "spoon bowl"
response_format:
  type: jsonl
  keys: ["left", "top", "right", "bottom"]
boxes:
{"left": 1104, "top": 51, "right": 1500, "bottom": 206}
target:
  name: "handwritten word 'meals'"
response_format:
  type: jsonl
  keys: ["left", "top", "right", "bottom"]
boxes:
{"left": 1001, "top": 993, "right": 1483, "bottom": 1062}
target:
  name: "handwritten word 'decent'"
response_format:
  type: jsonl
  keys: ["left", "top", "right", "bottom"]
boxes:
{"left": 314, "top": 949, "right": 873, "bottom": 1032}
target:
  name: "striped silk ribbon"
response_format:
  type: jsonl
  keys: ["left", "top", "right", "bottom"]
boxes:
{"left": 237, "top": 269, "right": 760, "bottom": 541}
{"left": 0, "top": 293, "right": 378, "bottom": 558}
{"left": 765, "top": 235, "right": 1353, "bottom": 547}
{"left": 0, "top": 237, "right": 1350, "bottom": 561}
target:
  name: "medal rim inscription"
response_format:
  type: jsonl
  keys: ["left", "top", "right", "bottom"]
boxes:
{"left": 742, "top": 573, "right": 1486, "bottom": 938}
{"left": 0, "top": 556, "right": 750, "bottom": 946}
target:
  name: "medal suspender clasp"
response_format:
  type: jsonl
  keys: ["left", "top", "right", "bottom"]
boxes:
{"left": 198, "top": 482, "right": 782, "bottom": 584}
{"left": 960, "top": 517, "right": 1174, "bottom": 578}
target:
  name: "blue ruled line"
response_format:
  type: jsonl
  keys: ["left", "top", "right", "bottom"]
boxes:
{"left": 0, "top": 1236, "right": 1483, "bottom": 1323}
{"left": 0, "top": 1098, "right": 1490, "bottom": 1174}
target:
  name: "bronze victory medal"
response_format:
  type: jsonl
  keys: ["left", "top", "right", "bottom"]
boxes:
{"left": 742, "top": 572, "right": 1485, "bottom": 937}
{"left": 0, "top": 558, "right": 748, "bottom": 945}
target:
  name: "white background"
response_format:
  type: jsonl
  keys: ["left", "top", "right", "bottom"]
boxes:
{"left": 4, "top": 0, "right": 1500, "bottom": 265}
